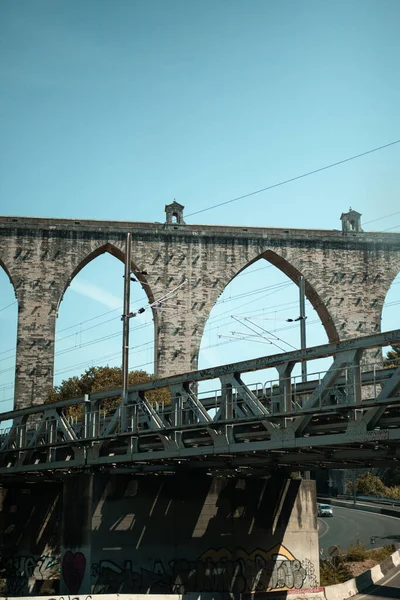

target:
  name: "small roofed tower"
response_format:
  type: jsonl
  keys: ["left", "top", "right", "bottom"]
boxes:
{"left": 341, "top": 208, "right": 363, "bottom": 233}
{"left": 165, "top": 200, "right": 186, "bottom": 225}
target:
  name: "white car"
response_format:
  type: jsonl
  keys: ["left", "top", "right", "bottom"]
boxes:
{"left": 318, "top": 503, "right": 333, "bottom": 517}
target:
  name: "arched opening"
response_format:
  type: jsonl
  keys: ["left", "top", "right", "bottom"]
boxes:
{"left": 198, "top": 255, "right": 333, "bottom": 397}
{"left": 0, "top": 262, "right": 18, "bottom": 413}
{"left": 381, "top": 270, "right": 400, "bottom": 364}
{"left": 53, "top": 248, "right": 155, "bottom": 392}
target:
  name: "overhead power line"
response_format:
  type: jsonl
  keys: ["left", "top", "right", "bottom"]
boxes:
{"left": 382, "top": 224, "right": 400, "bottom": 232}
{"left": 0, "top": 301, "right": 17, "bottom": 314}
{"left": 362, "top": 211, "right": 400, "bottom": 226}
{"left": 185, "top": 138, "right": 400, "bottom": 218}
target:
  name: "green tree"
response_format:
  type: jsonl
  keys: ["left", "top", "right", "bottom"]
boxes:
{"left": 355, "top": 472, "right": 387, "bottom": 497}
{"left": 380, "top": 466, "right": 400, "bottom": 487}
{"left": 46, "top": 366, "right": 170, "bottom": 417}
{"left": 384, "top": 344, "right": 400, "bottom": 367}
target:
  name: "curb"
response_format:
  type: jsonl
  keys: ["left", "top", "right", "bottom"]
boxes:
{"left": 324, "top": 548, "right": 400, "bottom": 599}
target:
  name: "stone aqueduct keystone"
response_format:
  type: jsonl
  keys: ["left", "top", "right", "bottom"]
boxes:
{"left": 0, "top": 206, "right": 399, "bottom": 410}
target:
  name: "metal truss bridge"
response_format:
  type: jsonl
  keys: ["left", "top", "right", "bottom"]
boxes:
{"left": 1, "top": 330, "right": 400, "bottom": 478}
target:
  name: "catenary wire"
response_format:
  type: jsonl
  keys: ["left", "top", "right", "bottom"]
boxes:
{"left": 185, "top": 139, "right": 400, "bottom": 218}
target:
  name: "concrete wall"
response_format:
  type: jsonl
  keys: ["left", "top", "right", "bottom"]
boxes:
{"left": 0, "top": 482, "right": 62, "bottom": 596}
{"left": 1, "top": 215, "right": 399, "bottom": 409}
{"left": 0, "top": 475, "right": 319, "bottom": 596}
{"left": 90, "top": 474, "right": 319, "bottom": 595}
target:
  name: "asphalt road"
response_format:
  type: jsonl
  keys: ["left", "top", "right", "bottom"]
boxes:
{"left": 318, "top": 506, "right": 400, "bottom": 553}
{"left": 355, "top": 567, "right": 400, "bottom": 599}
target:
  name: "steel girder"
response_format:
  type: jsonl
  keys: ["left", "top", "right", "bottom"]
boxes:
{"left": 0, "top": 329, "right": 399, "bottom": 476}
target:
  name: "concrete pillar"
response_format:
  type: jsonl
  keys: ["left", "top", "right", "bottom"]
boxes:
{"left": 90, "top": 473, "right": 319, "bottom": 594}
{"left": 60, "top": 474, "right": 93, "bottom": 595}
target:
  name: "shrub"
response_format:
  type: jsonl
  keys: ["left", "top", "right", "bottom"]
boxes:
{"left": 320, "top": 557, "right": 352, "bottom": 586}
{"left": 356, "top": 473, "right": 387, "bottom": 497}
{"left": 367, "top": 545, "right": 395, "bottom": 562}
{"left": 345, "top": 540, "right": 368, "bottom": 562}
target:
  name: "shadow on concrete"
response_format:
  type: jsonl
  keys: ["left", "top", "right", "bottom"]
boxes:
{"left": 90, "top": 472, "right": 316, "bottom": 595}
{"left": 0, "top": 481, "right": 62, "bottom": 596}
{"left": 360, "top": 585, "right": 400, "bottom": 599}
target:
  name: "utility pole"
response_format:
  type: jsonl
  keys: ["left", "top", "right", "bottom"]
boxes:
{"left": 299, "top": 275, "right": 307, "bottom": 383}
{"left": 122, "top": 233, "right": 132, "bottom": 404}
{"left": 299, "top": 276, "right": 310, "bottom": 480}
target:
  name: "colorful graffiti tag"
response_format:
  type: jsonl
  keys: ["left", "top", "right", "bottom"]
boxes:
{"left": 0, "top": 554, "right": 59, "bottom": 580}
{"left": 0, "top": 545, "right": 318, "bottom": 595}
{"left": 91, "top": 544, "right": 318, "bottom": 593}
{"left": 0, "top": 554, "right": 60, "bottom": 595}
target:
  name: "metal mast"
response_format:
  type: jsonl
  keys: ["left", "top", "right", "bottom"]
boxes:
{"left": 122, "top": 232, "right": 132, "bottom": 404}
{"left": 299, "top": 275, "right": 307, "bottom": 382}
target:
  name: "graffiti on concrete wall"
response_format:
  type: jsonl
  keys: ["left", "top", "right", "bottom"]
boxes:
{"left": 47, "top": 597, "right": 92, "bottom": 600}
{"left": 0, "top": 554, "right": 59, "bottom": 595}
{"left": 91, "top": 544, "right": 318, "bottom": 594}
{"left": 0, "top": 554, "right": 59, "bottom": 580}
{"left": 62, "top": 552, "right": 87, "bottom": 595}
{"left": 0, "top": 546, "right": 318, "bottom": 595}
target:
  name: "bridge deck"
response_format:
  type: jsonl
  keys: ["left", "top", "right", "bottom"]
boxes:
{"left": 0, "top": 330, "right": 400, "bottom": 477}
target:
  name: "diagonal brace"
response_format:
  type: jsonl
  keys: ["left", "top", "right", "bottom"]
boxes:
{"left": 219, "top": 373, "right": 276, "bottom": 433}
{"left": 170, "top": 383, "right": 213, "bottom": 424}
{"left": 362, "top": 364, "right": 400, "bottom": 429}
{"left": 292, "top": 349, "right": 362, "bottom": 435}
{"left": 129, "top": 391, "right": 166, "bottom": 431}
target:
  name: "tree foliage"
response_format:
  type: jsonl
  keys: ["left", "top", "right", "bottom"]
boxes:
{"left": 355, "top": 471, "right": 400, "bottom": 499}
{"left": 355, "top": 472, "right": 387, "bottom": 496}
{"left": 319, "top": 555, "right": 351, "bottom": 587}
{"left": 46, "top": 366, "right": 170, "bottom": 417}
{"left": 384, "top": 344, "right": 400, "bottom": 367}
{"left": 380, "top": 466, "right": 400, "bottom": 487}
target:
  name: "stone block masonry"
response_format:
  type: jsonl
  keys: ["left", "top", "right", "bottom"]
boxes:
{"left": 0, "top": 212, "right": 399, "bottom": 409}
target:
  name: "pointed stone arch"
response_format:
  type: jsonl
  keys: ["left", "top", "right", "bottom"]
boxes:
{"left": 222, "top": 249, "right": 339, "bottom": 345}
{"left": 54, "top": 241, "right": 159, "bottom": 382}
{"left": 0, "top": 258, "right": 18, "bottom": 411}
{"left": 57, "top": 242, "right": 156, "bottom": 313}
{"left": 381, "top": 266, "right": 400, "bottom": 336}
{"left": 0, "top": 257, "right": 17, "bottom": 298}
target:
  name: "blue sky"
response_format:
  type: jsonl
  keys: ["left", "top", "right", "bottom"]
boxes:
{"left": 0, "top": 1, "right": 399, "bottom": 410}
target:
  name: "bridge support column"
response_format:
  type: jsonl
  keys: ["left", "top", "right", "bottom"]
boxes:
{"left": 14, "top": 288, "right": 57, "bottom": 410}
{"left": 60, "top": 474, "right": 93, "bottom": 596}
{"left": 90, "top": 473, "right": 319, "bottom": 594}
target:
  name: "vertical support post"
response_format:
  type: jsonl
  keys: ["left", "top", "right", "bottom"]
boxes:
{"left": 84, "top": 394, "right": 91, "bottom": 439}
{"left": 299, "top": 275, "right": 307, "bottom": 383}
{"left": 221, "top": 379, "right": 234, "bottom": 442}
{"left": 16, "top": 418, "right": 27, "bottom": 461}
{"left": 352, "top": 469, "right": 357, "bottom": 506}
{"left": 347, "top": 349, "right": 362, "bottom": 407}
{"left": 299, "top": 276, "right": 311, "bottom": 479}
{"left": 88, "top": 400, "right": 100, "bottom": 438}
{"left": 172, "top": 390, "right": 183, "bottom": 447}
{"left": 122, "top": 232, "right": 132, "bottom": 405}
{"left": 222, "top": 381, "right": 233, "bottom": 421}
{"left": 47, "top": 418, "right": 57, "bottom": 462}
{"left": 276, "top": 362, "right": 295, "bottom": 414}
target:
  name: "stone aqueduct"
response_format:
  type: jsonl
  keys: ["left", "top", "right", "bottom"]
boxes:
{"left": 0, "top": 205, "right": 399, "bottom": 410}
